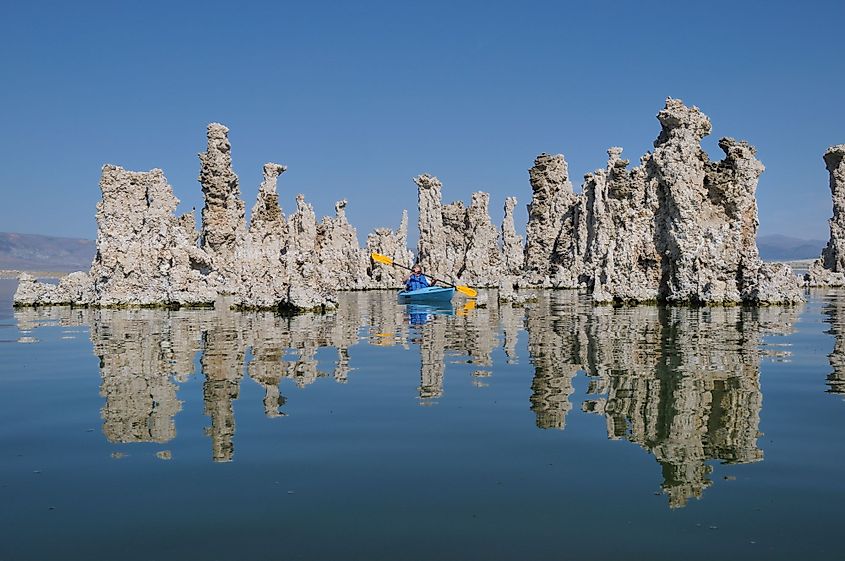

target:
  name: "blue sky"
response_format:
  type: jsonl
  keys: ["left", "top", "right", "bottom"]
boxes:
{"left": 1, "top": 0, "right": 843, "bottom": 242}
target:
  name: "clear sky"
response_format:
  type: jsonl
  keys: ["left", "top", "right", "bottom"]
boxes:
{"left": 1, "top": 0, "right": 843, "bottom": 242}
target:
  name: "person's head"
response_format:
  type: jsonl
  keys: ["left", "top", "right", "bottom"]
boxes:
{"left": 412, "top": 264, "right": 422, "bottom": 274}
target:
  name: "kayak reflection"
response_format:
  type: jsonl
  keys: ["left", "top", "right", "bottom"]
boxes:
{"left": 404, "top": 302, "right": 454, "bottom": 325}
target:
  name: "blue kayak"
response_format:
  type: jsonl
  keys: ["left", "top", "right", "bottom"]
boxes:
{"left": 397, "top": 286, "right": 455, "bottom": 302}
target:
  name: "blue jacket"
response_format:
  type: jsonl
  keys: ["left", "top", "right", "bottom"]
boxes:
{"left": 405, "top": 273, "right": 430, "bottom": 291}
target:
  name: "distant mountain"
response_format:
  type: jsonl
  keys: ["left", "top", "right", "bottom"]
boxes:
{"left": 757, "top": 234, "right": 826, "bottom": 261}
{"left": 0, "top": 230, "right": 828, "bottom": 271}
{"left": 0, "top": 232, "right": 95, "bottom": 272}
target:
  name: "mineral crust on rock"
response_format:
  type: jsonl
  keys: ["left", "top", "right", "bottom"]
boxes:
{"left": 199, "top": 123, "right": 245, "bottom": 286}
{"left": 807, "top": 145, "right": 845, "bottom": 287}
{"left": 365, "top": 211, "right": 413, "bottom": 289}
{"left": 535, "top": 98, "right": 803, "bottom": 305}
{"left": 524, "top": 154, "right": 576, "bottom": 286}
{"left": 414, "top": 174, "right": 448, "bottom": 280}
{"left": 14, "top": 125, "right": 386, "bottom": 311}
{"left": 412, "top": 175, "right": 512, "bottom": 287}
{"left": 500, "top": 197, "right": 524, "bottom": 275}
{"left": 15, "top": 98, "right": 802, "bottom": 310}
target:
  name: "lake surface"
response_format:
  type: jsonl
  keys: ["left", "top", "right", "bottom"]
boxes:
{"left": 1, "top": 278, "right": 844, "bottom": 560}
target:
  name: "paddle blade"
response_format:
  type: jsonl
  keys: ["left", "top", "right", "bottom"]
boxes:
{"left": 371, "top": 252, "right": 393, "bottom": 266}
{"left": 456, "top": 285, "right": 478, "bottom": 298}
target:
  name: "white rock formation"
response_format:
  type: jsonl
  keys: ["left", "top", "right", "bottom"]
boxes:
{"left": 807, "top": 145, "right": 845, "bottom": 286}
{"left": 541, "top": 98, "right": 803, "bottom": 304}
{"left": 13, "top": 272, "right": 95, "bottom": 306}
{"left": 461, "top": 192, "right": 502, "bottom": 285}
{"left": 524, "top": 153, "right": 577, "bottom": 286}
{"left": 412, "top": 176, "right": 509, "bottom": 287}
{"left": 366, "top": 211, "right": 413, "bottom": 289}
{"left": 14, "top": 125, "right": 391, "bottom": 311}
{"left": 90, "top": 165, "right": 215, "bottom": 307}
{"left": 199, "top": 123, "right": 245, "bottom": 286}
{"left": 500, "top": 196, "right": 524, "bottom": 276}
{"left": 317, "top": 199, "right": 368, "bottom": 291}
{"left": 414, "top": 173, "right": 448, "bottom": 280}
{"left": 14, "top": 99, "right": 802, "bottom": 309}
{"left": 236, "top": 163, "right": 290, "bottom": 309}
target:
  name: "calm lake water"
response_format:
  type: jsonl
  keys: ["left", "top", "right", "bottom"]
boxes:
{"left": 1, "top": 278, "right": 844, "bottom": 560}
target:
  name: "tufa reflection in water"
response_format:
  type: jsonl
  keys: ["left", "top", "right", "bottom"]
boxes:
{"left": 823, "top": 290, "right": 845, "bottom": 395}
{"left": 15, "top": 291, "right": 803, "bottom": 507}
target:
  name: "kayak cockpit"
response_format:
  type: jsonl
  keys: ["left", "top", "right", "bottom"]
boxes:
{"left": 397, "top": 286, "right": 455, "bottom": 302}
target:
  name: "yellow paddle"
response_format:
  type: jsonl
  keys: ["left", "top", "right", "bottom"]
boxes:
{"left": 370, "top": 252, "right": 478, "bottom": 298}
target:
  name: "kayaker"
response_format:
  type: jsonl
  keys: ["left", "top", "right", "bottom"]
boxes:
{"left": 404, "top": 264, "right": 436, "bottom": 291}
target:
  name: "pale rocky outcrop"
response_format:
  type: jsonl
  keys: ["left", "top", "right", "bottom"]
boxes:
{"left": 524, "top": 154, "right": 576, "bottom": 286}
{"left": 15, "top": 125, "right": 398, "bottom": 312}
{"left": 412, "top": 176, "right": 509, "bottom": 287}
{"left": 14, "top": 98, "right": 803, "bottom": 309}
{"left": 236, "top": 163, "right": 289, "bottom": 309}
{"left": 90, "top": 165, "right": 215, "bottom": 307}
{"left": 500, "top": 197, "right": 524, "bottom": 275}
{"left": 414, "top": 174, "right": 448, "bottom": 280}
{"left": 366, "top": 211, "right": 413, "bottom": 289}
{"left": 317, "top": 199, "right": 368, "bottom": 291}
{"left": 199, "top": 123, "right": 245, "bottom": 286}
{"left": 13, "top": 272, "right": 95, "bottom": 306}
{"left": 461, "top": 192, "right": 502, "bottom": 285}
{"left": 807, "top": 145, "right": 845, "bottom": 286}
{"left": 541, "top": 98, "right": 803, "bottom": 304}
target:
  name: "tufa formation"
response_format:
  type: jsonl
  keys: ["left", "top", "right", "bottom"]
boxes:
{"left": 806, "top": 145, "right": 845, "bottom": 287}
{"left": 15, "top": 98, "right": 804, "bottom": 310}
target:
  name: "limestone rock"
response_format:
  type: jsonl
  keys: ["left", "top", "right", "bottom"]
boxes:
{"left": 199, "top": 123, "right": 245, "bottom": 284}
{"left": 414, "top": 174, "right": 448, "bottom": 279}
{"left": 524, "top": 153, "right": 576, "bottom": 285}
{"left": 14, "top": 103, "right": 802, "bottom": 311}
{"left": 461, "top": 192, "right": 502, "bottom": 285}
{"left": 538, "top": 98, "right": 802, "bottom": 305}
{"left": 806, "top": 258, "right": 845, "bottom": 287}
{"left": 366, "top": 210, "right": 413, "bottom": 289}
{"left": 317, "top": 200, "right": 368, "bottom": 290}
{"left": 90, "top": 165, "right": 215, "bottom": 306}
{"left": 747, "top": 262, "right": 805, "bottom": 304}
{"left": 287, "top": 284, "right": 337, "bottom": 312}
{"left": 822, "top": 145, "right": 845, "bottom": 270}
{"left": 501, "top": 197, "right": 524, "bottom": 275}
{"left": 497, "top": 275, "right": 534, "bottom": 306}
{"left": 15, "top": 127, "right": 341, "bottom": 312}
{"left": 237, "top": 163, "right": 290, "bottom": 309}
{"left": 441, "top": 200, "right": 467, "bottom": 280}
{"left": 411, "top": 176, "right": 508, "bottom": 287}
{"left": 807, "top": 145, "right": 845, "bottom": 286}
{"left": 578, "top": 148, "right": 661, "bottom": 301}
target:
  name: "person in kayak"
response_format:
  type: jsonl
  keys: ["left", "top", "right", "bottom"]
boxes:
{"left": 404, "top": 264, "right": 436, "bottom": 292}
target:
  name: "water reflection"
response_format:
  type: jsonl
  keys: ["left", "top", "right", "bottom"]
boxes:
{"left": 823, "top": 291, "right": 845, "bottom": 395}
{"left": 405, "top": 303, "right": 453, "bottom": 326}
{"left": 578, "top": 305, "right": 797, "bottom": 508}
{"left": 14, "top": 290, "right": 802, "bottom": 506}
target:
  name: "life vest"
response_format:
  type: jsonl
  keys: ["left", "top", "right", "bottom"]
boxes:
{"left": 405, "top": 273, "right": 430, "bottom": 291}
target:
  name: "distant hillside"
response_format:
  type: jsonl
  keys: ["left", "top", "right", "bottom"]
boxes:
{"left": 0, "top": 230, "right": 828, "bottom": 271}
{"left": 757, "top": 234, "right": 826, "bottom": 261}
{"left": 0, "top": 232, "right": 95, "bottom": 272}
